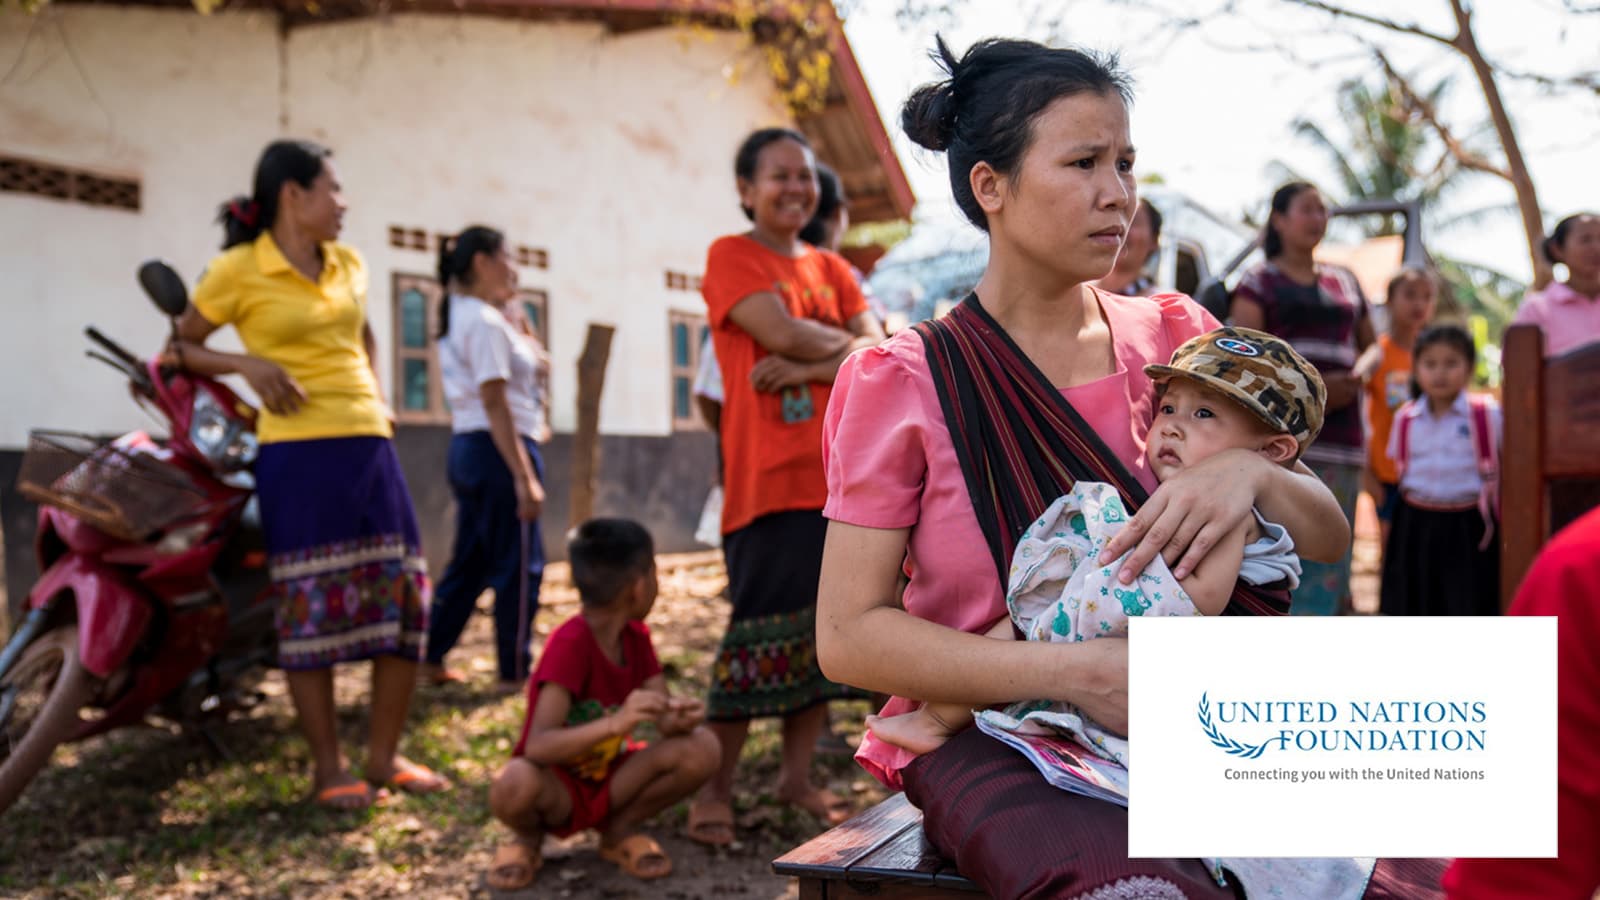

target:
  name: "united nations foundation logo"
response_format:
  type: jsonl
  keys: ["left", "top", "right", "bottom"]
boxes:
{"left": 1197, "top": 693, "right": 1269, "bottom": 758}
{"left": 1197, "top": 692, "right": 1489, "bottom": 756}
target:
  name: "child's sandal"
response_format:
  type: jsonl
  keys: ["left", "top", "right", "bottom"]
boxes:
{"left": 598, "top": 834, "right": 672, "bottom": 880}
{"left": 487, "top": 840, "right": 543, "bottom": 891}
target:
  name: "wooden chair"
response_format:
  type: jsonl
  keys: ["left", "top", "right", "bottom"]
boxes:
{"left": 1499, "top": 324, "right": 1600, "bottom": 609}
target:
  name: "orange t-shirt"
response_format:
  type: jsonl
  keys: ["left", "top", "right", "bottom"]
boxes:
{"left": 1364, "top": 334, "right": 1414, "bottom": 484}
{"left": 701, "top": 235, "right": 867, "bottom": 534}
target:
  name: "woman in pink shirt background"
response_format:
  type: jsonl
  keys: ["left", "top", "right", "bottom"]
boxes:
{"left": 1512, "top": 212, "right": 1600, "bottom": 356}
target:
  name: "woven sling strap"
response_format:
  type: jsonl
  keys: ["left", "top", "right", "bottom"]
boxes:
{"left": 912, "top": 293, "right": 1289, "bottom": 617}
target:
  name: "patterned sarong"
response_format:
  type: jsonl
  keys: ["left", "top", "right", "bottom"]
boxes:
{"left": 256, "top": 436, "right": 430, "bottom": 670}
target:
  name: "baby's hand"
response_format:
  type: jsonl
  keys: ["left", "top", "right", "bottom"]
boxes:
{"left": 866, "top": 704, "right": 969, "bottom": 756}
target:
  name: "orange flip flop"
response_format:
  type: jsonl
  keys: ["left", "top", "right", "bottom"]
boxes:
{"left": 372, "top": 761, "right": 452, "bottom": 795}
{"left": 314, "top": 781, "right": 381, "bottom": 810}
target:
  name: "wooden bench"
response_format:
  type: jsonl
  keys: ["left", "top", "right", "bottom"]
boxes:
{"left": 773, "top": 793, "right": 979, "bottom": 898}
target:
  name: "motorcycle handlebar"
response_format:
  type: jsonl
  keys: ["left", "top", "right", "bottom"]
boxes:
{"left": 85, "top": 326, "right": 153, "bottom": 392}
{"left": 85, "top": 327, "right": 143, "bottom": 370}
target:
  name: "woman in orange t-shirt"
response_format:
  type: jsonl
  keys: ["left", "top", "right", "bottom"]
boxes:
{"left": 690, "top": 128, "right": 885, "bottom": 845}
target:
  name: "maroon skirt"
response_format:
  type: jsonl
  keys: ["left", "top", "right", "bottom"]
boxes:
{"left": 902, "top": 728, "right": 1448, "bottom": 899}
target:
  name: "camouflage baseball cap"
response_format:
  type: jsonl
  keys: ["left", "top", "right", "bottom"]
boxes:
{"left": 1143, "top": 326, "right": 1328, "bottom": 455}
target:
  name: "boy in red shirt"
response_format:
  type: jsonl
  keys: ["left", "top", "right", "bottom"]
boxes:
{"left": 486, "top": 519, "right": 720, "bottom": 890}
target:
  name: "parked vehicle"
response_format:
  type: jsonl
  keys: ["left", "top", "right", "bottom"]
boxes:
{"left": 0, "top": 262, "right": 273, "bottom": 813}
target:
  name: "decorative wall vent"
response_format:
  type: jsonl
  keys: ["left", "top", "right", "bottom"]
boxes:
{"left": 387, "top": 225, "right": 548, "bottom": 271}
{"left": 0, "top": 155, "right": 140, "bottom": 211}
{"left": 664, "top": 270, "right": 703, "bottom": 292}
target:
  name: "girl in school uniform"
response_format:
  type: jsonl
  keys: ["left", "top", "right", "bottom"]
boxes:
{"left": 423, "top": 226, "right": 551, "bottom": 692}
{"left": 1380, "top": 323, "right": 1501, "bottom": 616}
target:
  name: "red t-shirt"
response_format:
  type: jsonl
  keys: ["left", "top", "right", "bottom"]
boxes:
{"left": 512, "top": 615, "right": 662, "bottom": 780}
{"left": 1443, "top": 506, "right": 1600, "bottom": 898}
{"left": 701, "top": 235, "right": 868, "bottom": 534}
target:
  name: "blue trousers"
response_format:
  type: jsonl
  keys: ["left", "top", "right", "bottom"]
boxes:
{"left": 426, "top": 431, "right": 545, "bottom": 682}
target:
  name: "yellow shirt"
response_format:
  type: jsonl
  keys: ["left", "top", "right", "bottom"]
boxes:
{"left": 192, "top": 233, "right": 392, "bottom": 444}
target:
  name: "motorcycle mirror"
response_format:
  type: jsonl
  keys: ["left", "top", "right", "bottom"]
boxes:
{"left": 138, "top": 260, "right": 189, "bottom": 318}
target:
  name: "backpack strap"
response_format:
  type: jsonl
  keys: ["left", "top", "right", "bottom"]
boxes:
{"left": 1466, "top": 394, "right": 1499, "bottom": 551}
{"left": 1393, "top": 401, "right": 1418, "bottom": 479}
{"left": 1466, "top": 395, "right": 1498, "bottom": 480}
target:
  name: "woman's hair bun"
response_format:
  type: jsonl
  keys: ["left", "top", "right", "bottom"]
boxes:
{"left": 900, "top": 35, "right": 962, "bottom": 152}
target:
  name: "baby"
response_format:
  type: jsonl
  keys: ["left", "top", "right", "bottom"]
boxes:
{"left": 869, "top": 326, "right": 1328, "bottom": 764}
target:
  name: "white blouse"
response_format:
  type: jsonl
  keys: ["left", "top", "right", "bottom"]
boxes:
{"left": 438, "top": 293, "right": 548, "bottom": 440}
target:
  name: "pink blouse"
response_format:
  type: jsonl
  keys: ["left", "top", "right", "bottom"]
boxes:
{"left": 822, "top": 290, "right": 1219, "bottom": 788}
{"left": 1511, "top": 281, "right": 1600, "bottom": 357}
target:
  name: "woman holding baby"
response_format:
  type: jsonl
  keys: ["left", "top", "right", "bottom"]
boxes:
{"left": 816, "top": 36, "right": 1447, "bottom": 899}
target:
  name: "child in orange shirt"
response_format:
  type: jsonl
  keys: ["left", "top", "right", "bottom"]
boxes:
{"left": 1357, "top": 267, "right": 1439, "bottom": 547}
{"left": 486, "top": 519, "right": 720, "bottom": 890}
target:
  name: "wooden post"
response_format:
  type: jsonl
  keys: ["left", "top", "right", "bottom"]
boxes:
{"left": 1500, "top": 324, "right": 1543, "bottom": 611}
{"left": 569, "top": 323, "right": 615, "bottom": 528}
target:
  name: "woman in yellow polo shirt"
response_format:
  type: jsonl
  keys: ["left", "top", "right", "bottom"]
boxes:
{"left": 170, "top": 140, "right": 447, "bottom": 809}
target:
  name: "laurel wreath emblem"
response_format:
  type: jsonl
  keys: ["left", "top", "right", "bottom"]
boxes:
{"left": 1198, "top": 692, "right": 1269, "bottom": 759}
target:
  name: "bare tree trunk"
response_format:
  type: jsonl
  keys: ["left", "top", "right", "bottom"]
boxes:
{"left": 569, "top": 323, "right": 615, "bottom": 528}
{"left": 1447, "top": 0, "right": 1552, "bottom": 289}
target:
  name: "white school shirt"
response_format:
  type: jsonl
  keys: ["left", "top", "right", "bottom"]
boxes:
{"left": 692, "top": 332, "right": 723, "bottom": 403}
{"left": 438, "top": 293, "right": 547, "bottom": 440}
{"left": 1386, "top": 393, "right": 1501, "bottom": 507}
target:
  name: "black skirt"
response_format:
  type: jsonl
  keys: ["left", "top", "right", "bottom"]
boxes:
{"left": 706, "top": 509, "right": 861, "bottom": 720}
{"left": 1379, "top": 498, "right": 1500, "bottom": 617}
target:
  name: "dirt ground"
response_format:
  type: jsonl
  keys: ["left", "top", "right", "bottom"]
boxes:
{"left": 1, "top": 507, "right": 1384, "bottom": 899}
{"left": 0, "top": 552, "right": 882, "bottom": 899}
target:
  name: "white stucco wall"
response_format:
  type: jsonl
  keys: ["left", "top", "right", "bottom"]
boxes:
{"left": 285, "top": 15, "right": 782, "bottom": 435}
{"left": 0, "top": 7, "right": 789, "bottom": 446}
{"left": 0, "top": 6, "right": 280, "bottom": 447}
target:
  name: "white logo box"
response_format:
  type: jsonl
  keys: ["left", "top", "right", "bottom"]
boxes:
{"left": 1127, "top": 616, "right": 1556, "bottom": 858}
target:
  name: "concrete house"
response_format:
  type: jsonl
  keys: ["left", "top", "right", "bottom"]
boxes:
{"left": 0, "top": 0, "right": 914, "bottom": 605}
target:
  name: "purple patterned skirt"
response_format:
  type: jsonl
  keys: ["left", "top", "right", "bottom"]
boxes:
{"left": 255, "top": 436, "right": 430, "bottom": 670}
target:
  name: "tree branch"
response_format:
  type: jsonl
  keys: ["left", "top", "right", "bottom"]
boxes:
{"left": 1491, "top": 65, "right": 1600, "bottom": 98}
{"left": 1372, "top": 48, "right": 1511, "bottom": 182}
{"left": 1276, "top": 0, "right": 1457, "bottom": 48}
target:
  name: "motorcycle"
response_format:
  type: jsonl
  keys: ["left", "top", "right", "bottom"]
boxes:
{"left": 0, "top": 262, "right": 276, "bottom": 813}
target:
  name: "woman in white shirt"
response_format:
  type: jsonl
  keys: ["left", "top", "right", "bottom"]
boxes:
{"left": 423, "top": 226, "right": 551, "bottom": 691}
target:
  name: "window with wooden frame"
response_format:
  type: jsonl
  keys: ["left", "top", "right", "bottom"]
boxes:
{"left": 513, "top": 288, "right": 554, "bottom": 434}
{"left": 669, "top": 311, "right": 710, "bottom": 430}
{"left": 392, "top": 273, "right": 447, "bottom": 425}
{"left": 516, "top": 289, "right": 550, "bottom": 349}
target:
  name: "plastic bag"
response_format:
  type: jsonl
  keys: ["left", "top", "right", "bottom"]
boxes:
{"left": 694, "top": 485, "right": 723, "bottom": 548}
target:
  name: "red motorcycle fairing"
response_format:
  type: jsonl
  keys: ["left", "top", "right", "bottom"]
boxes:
{"left": 75, "top": 602, "right": 227, "bottom": 739}
{"left": 27, "top": 555, "right": 151, "bottom": 679}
